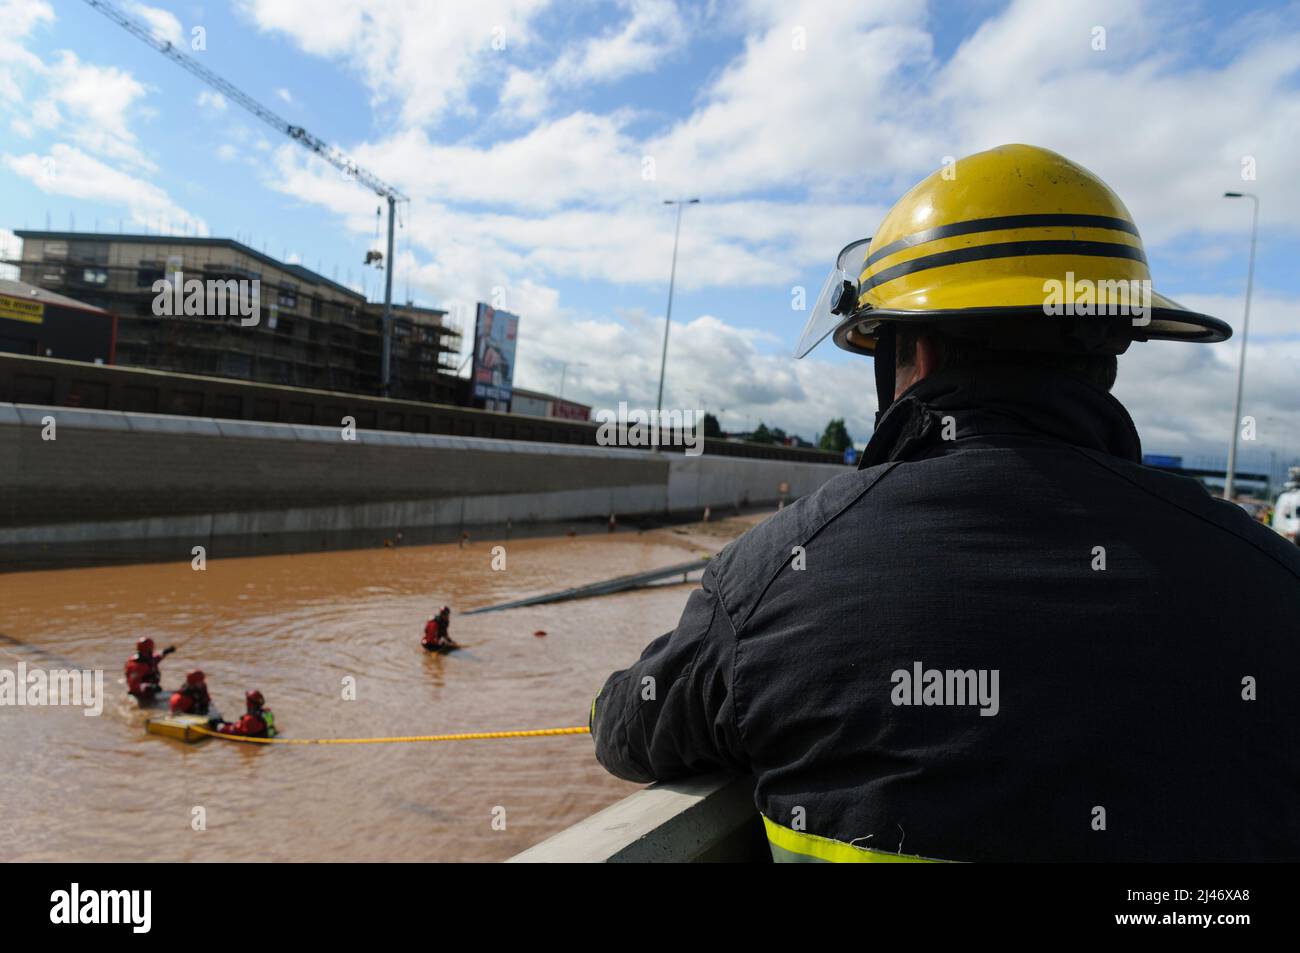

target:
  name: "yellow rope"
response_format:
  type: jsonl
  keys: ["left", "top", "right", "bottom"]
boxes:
{"left": 191, "top": 724, "right": 591, "bottom": 746}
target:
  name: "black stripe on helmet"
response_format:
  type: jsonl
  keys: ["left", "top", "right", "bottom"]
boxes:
{"left": 857, "top": 239, "right": 1149, "bottom": 295}
{"left": 862, "top": 213, "right": 1141, "bottom": 271}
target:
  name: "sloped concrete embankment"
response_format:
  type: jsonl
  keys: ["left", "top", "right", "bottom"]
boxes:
{"left": 0, "top": 403, "right": 845, "bottom": 570}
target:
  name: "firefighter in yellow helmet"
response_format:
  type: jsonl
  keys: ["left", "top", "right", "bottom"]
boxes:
{"left": 794, "top": 143, "right": 1229, "bottom": 428}
{"left": 592, "top": 145, "right": 1300, "bottom": 862}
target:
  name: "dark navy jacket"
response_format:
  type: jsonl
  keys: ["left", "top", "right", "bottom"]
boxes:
{"left": 591, "top": 367, "right": 1300, "bottom": 861}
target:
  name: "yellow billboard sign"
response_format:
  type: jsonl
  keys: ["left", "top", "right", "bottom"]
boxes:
{"left": 0, "top": 293, "right": 45, "bottom": 324}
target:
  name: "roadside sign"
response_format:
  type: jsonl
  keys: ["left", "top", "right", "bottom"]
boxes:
{"left": 0, "top": 293, "right": 45, "bottom": 324}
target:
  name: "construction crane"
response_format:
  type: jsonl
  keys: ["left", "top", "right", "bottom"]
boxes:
{"left": 82, "top": 0, "right": 408, "bottom": 396}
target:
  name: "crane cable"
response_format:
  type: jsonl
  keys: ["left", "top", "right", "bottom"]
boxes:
{"left": 191, "top": 724, "right": 591, "bottom": 746}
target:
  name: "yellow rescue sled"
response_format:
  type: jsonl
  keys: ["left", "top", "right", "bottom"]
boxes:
{"left": 145, "top": 712, "right": 219, "bottom": 744}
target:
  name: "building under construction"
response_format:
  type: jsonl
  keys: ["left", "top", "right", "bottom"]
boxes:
{"left": 9, "top": 231, "right": 462, "bottom": 404}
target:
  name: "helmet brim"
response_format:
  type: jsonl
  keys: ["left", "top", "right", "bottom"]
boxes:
{"left": 836, "top": 298, "right": 1231, "bottom": 355}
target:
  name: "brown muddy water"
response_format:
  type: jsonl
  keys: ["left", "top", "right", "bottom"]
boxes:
{"left": 0, "top": 517, "right": 761, "bottom": 862}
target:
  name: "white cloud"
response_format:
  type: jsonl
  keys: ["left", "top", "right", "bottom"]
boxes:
{"left": 32, "top": 50, "right": 155, "bottom": 170}
{"left": 499, "top": 67, "right": 549, "bottom": 121}
{"left": 0, "top": 0, "right": 53, "bottom": 102}
{"left": 1176, "top": 292, "right": 1300, "bottom": 343}
{"left": 197, "top": 90, "right": 228, "bottom": 112}
{"left": 0, "top": 226, "right": 21, "bottom": 279}
{"left": 557, "top": 0, "right": 687, "bottom": 84}
{"left": 930, "top": 0, "right": 1300, "bottom": 245}
{"left": 4, "top": 143, "right": 207, "bottom": 235}
{"left": 644, "top": 0, "right": 936, "bottom": 199}
{"left": 125, "top": 2, "right": 184, "bottom": 47}
{"left": 274, "top": 87, "right": 294, "bottom": 105}
{"left": 476, "top": 282, "right": 877, "bottom": 444}
{"left": 1117, "top": 287, "right": 1300, "bottom": 471}
{"left": 500, "top": 0, "right": 690, "bottom": 119}
{"left": 509, "top": 290, "right": 1300, "bottom": 468}
{"left": 238, "top": 0, "right": 552, "bottom": 126}
{"left": 1116, "top": 333, "right": 1300, "bottom": 471}
{"left": 265, "top": 134, "right": 878, "bottom": 292}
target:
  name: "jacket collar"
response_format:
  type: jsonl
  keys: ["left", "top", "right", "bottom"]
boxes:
{"left": 859, "top": 366, "right": 1142, "bottom": 468}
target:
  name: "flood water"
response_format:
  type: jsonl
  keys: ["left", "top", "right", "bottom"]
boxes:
{"left": 0, "top": 519, "right": 755, "bottom": 861}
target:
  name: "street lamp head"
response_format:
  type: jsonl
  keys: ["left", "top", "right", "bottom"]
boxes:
{"left": 1224, "top": 191, "right": 1244, "bottom": 198}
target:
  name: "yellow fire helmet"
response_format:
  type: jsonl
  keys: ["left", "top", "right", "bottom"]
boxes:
{"left": 794, "top": 144, "right": 1231, "bottom": 359}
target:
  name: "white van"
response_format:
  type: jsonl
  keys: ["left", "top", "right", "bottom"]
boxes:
{"left": 1274, "top": 467, "right": 1300, "bottom": 544}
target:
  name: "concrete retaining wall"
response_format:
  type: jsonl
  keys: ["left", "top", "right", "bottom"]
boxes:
{"left": 0, "top": 402, "right": 846, "bottom": 570}
{"left": 508, "top": 775, "right": 767, "bottom": 863}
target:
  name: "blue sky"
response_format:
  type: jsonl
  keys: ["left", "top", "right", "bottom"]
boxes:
{"left": 2, "top": 0, "right": 1298, "bottom": 479}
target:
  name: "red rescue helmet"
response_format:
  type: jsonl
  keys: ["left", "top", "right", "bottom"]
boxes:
{"left": 246, "top": 690, "right": 265, "bottom": 709}
{"left": 186, "top": 670, "right": 205, "bottom": 686}
{"left": 136, "top": 637, "right": 155, "bottom": 654}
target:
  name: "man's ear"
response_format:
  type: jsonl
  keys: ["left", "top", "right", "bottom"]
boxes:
{"left": 914, "top": 333, "right": 940, "bottom": 382}
{"left": 893, "top": 332, "right": 939, "bottom": 399}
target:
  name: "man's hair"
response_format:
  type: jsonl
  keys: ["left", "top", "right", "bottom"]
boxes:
{"left": 895, "top": 324, "right": 1119, "bottom": 392}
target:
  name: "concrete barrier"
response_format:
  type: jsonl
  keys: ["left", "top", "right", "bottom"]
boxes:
{"left": 0, "top": 352, "right": 843, "bottom": 464}
{"left": 508, "top": 775, "right": 768, "bottom": 863}
{"left": 0, "top": 402, "right": 847, "bottom": 570}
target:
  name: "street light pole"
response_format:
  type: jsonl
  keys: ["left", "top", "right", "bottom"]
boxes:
{"left": 558, "top": 361, "right": 587, "bottom": 399}
{"left": 1223, "top": 191, "right": 1259, "bottom": 502}
{"left": 656, "top": 198, "right": 699, "bottom": 420}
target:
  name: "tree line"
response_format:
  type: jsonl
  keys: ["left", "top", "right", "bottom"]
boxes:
{"left": 701, "top": 413, "right": 854, "bottom": 453}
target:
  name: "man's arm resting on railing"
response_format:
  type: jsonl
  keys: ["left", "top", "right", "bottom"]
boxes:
{"left": 590, "top": 563, "right": 747, "bottom": 784}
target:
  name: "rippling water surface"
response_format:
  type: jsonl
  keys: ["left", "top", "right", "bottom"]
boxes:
{"left": 0, "top": 523, "right": 744, "bottom": 861}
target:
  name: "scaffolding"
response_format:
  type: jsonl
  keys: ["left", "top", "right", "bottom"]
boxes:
{"left": 6, "top": 231, "right": 461, "bottom": 405}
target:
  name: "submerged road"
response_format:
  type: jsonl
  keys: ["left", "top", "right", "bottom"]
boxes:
{"left": 0, "top": 515, "right": 763, "bottom": 861}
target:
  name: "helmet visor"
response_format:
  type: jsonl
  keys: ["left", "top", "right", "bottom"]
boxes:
{"left": 793, "top": 238, "right": 870, "bottom": 358}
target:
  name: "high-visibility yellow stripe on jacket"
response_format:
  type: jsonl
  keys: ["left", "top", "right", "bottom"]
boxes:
{"left": 762, "top": 816, "right": 947, "bottom": 863}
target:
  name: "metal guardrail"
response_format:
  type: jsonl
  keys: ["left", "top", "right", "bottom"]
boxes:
{"left": 464, "top": 558, "right": 710, "bottom": 614}
{"left": 0, "top": 353, "right": 842, "bottom": 464}
{"left": 508, "top": 775, "right": 768, "bottom": 863}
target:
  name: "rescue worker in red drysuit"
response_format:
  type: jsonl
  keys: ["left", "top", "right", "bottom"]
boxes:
{"left": 211, "top": 690, "right": 276, "bottom": 739}
{"left": 421, "top": 606, "right": 456, "bottom": 651}
{"left": 170, "top": 670, "right": 211, "bottom": 715}
{"left": 124, "top": 637, "right": 174, "bottom": 699}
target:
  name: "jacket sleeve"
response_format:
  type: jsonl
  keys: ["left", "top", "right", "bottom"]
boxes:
{"left": 590, "top": 563, "right": 747, "bottom": 783}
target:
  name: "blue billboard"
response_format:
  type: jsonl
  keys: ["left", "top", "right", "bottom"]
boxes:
{"left": 471, "top": 303, "right": 519, "bottom": 405}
